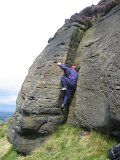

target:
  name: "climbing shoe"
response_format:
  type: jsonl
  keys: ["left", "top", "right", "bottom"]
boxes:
{"left": 61, "top": 103, "right": 65, "bottom": 109}
{"left": 61, "top": 87, "right": 67, "bottom": 91}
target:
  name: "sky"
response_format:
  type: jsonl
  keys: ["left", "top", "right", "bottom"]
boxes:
{"left": 0, "top": 0, "right": 100, "bottom": 112}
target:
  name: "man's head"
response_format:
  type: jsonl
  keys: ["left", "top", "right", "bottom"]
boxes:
{"left": 70, "top": 65, "right": 81, "bottom": 72}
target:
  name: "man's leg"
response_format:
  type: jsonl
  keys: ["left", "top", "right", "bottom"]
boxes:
{"left": 61, "top": 89, "right": 70, "bottom": 108}
{"left": 61, "top": 76, "right": 69, "bottom": 89}
{"left": 60, "top": 76, "right": 71, "bottom": 108}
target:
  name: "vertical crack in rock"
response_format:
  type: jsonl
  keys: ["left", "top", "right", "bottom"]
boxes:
{"left": 64, "top": 28, "right": 84, "bottom": 124}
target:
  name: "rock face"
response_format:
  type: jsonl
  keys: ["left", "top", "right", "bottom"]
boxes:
{"left": 8, "top": 1, "right": 120, "bottom": 154}
{"left": 73, "top": 4, "right": 120, "bottom": 135}
{"left": 8, "top": 25, "right": 83, "bottom": 154}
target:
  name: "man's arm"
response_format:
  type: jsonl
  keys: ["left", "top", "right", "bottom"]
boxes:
{"left": 57, "top": 62, "right": 71, "bottom": 73}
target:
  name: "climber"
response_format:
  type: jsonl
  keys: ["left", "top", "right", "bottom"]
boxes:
{"left": 57, "top": 62, "right": 79, "bottom": 109}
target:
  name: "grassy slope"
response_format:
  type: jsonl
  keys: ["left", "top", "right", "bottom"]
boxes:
{"left": 0, "top": 123, "right": 118, "bottom": 160}
{"left": 18, "top": 124, "right": 117, "bottom": 160}
{"left": 0, "top": 123, "right": 18, "bottom": 160}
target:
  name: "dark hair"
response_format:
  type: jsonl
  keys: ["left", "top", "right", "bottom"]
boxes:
{"left": 75, "top": 66, "right": 81, "bottom": 72}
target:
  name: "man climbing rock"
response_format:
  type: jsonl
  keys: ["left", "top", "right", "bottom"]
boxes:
{"left": 57, "top": 62, "right": 79, "bottom": 109}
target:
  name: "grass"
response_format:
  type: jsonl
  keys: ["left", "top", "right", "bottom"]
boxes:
{"left": 0, "top": 123, "right": 9, "bottom": 139}
{"left": 0, "top": 123, "right": 18, "bottom": 160}
{"left": 18, "top": 124, "right": 117, "bottom": 160}
{"left": 0, "top": 123, "right": 118, "bottom": 160}
{"left": 1, "top": 147, "right": 18, "bottom": 160}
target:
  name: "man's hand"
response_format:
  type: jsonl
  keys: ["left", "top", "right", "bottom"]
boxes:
{"left": 57, "top": 62, "right": 61, "bottom": 65}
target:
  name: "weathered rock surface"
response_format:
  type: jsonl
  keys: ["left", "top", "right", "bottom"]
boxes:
{"left": 73, "top": 4, "right": 120, "bottom": 135}
{"left": 8, "top": 25, "right": 83, "bottom": 154}
{"left": 8, "top": 1, "right": 120, "bottom": 154}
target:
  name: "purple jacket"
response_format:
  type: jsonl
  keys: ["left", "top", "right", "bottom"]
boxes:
{"left": 60, "top": 64, "right": 78, "bottom": 82}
